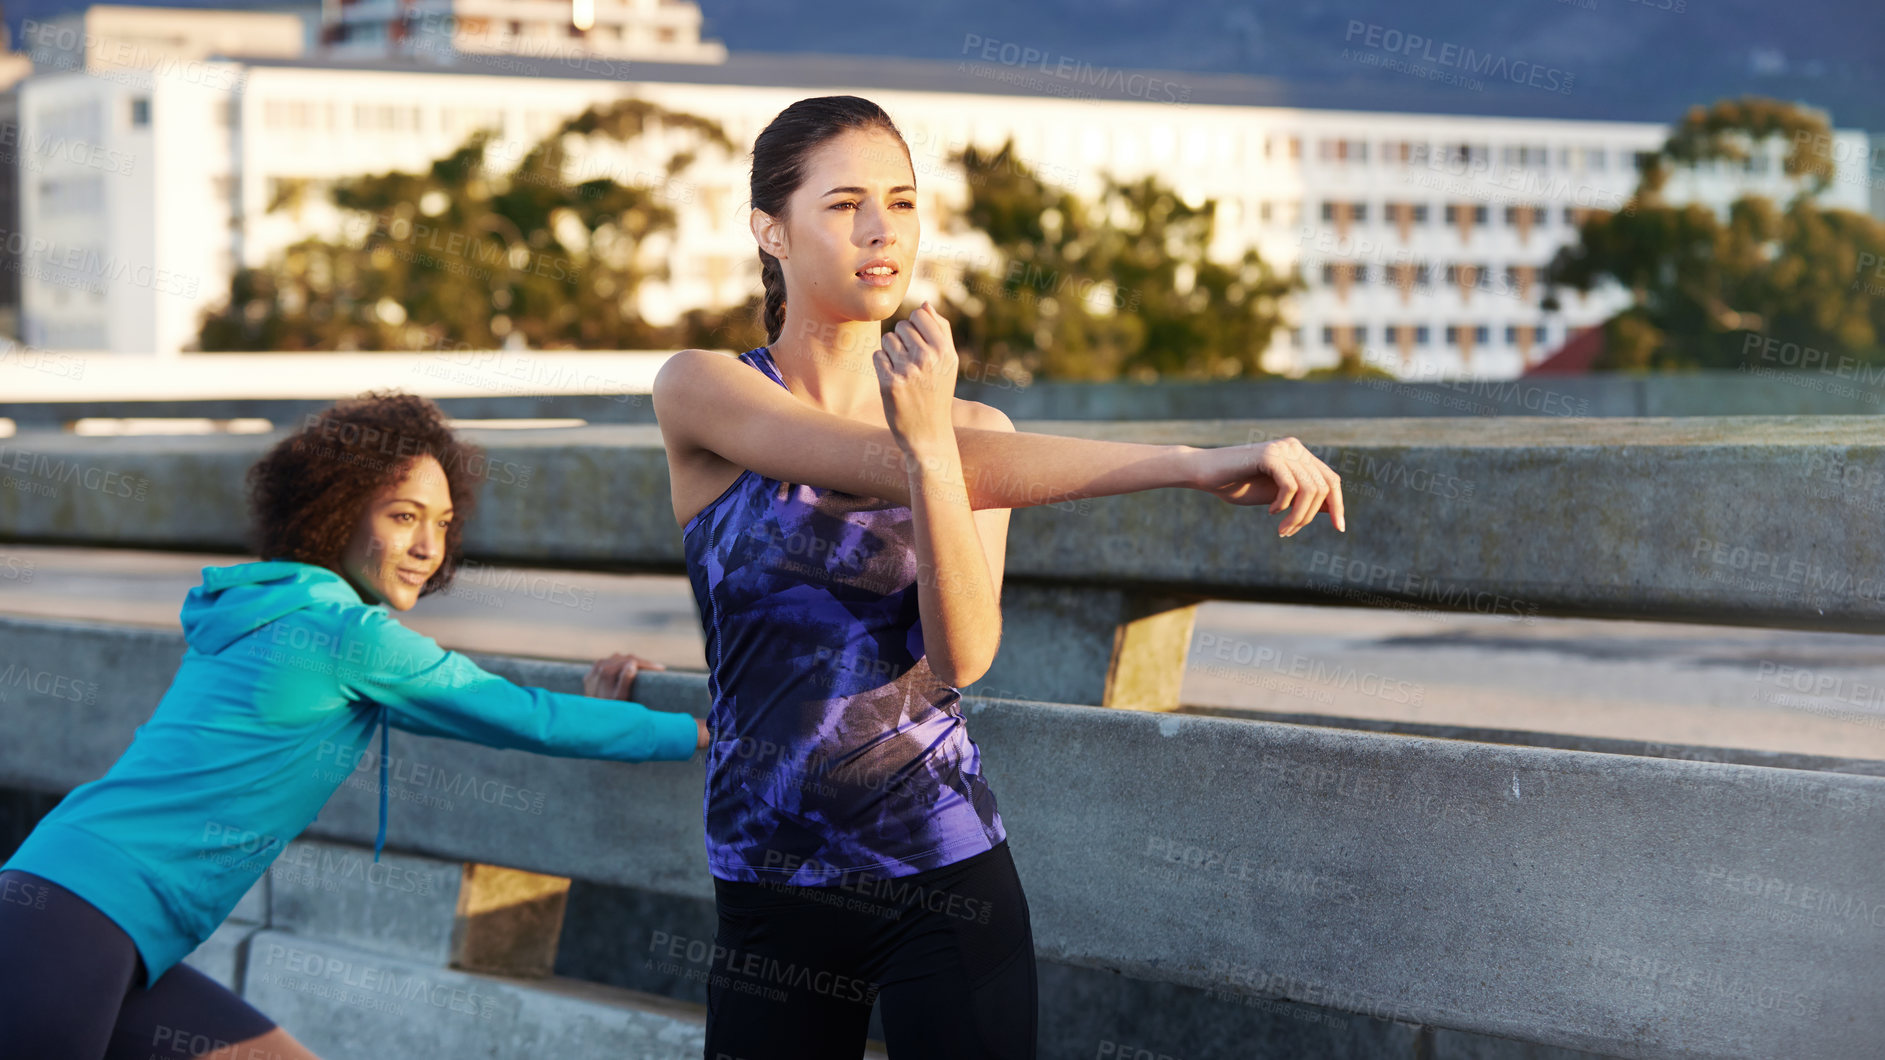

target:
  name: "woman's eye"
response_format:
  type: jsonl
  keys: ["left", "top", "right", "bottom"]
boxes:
{"left": 392, "top": 512, "right": 415, "bottom": 523}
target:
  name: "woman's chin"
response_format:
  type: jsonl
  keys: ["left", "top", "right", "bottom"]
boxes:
{"left": 380, "top": 584, "right": 420, "bottom": 611}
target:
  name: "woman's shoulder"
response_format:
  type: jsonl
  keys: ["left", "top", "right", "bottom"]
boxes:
{"left": 655, "top": 347, "right": 755, "bottom": 386}
{"left": 952, "top": 398, "right": 1015, "bottom": 432}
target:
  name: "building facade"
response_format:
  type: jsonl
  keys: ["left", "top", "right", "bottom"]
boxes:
{"left": 12, "top": 46, "right": 1876, "bottom": 373}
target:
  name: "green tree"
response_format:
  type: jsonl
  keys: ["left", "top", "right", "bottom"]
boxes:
{"left": 197, "top": 99, "right": 746, "bottom": 351}
{"left": 1543, "top": 96, "right": 1885, "bottom": 371}
{"left": 943, "top": 140, "right": 1299, "bottom": 383}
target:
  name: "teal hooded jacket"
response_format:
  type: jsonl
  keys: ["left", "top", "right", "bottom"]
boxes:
{"left": 2, "top": 560, "right": 700, "bottom": 987}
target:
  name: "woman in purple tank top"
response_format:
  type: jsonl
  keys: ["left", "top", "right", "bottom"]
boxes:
{"left": 654, "top": 96, "right": 1345, "bottom": 1060}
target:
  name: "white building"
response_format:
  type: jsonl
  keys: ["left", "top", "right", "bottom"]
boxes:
{"left": 14, "top": 48, "right": 1876, "bottom": 375}
{"left": 20, "top": 5, "right": 308, "bottom": 74}
{"left": 322, "top": 0, "right": 726, "bottom": 65}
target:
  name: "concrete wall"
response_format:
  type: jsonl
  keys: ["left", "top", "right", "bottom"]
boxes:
{"left": 2, "top": 616, "right": 1879, "bottom": 1059}
{"left": 4, "top": 417, "right": 1885, "bottom": 634}
{"left": 8, "top": 370, "right": 1885, "bottom": 427}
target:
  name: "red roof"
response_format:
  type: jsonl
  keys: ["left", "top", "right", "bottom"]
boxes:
{"left": 1525, "top": 325, "right": 1604, "bottom": 376}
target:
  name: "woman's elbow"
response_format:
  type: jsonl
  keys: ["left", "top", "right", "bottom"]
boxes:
{"left": 936, "top": 649, "right": 998, "bottom": 689}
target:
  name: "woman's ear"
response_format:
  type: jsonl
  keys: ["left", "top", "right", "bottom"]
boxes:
{"left": 751, "top": 209, "right": 788, "bottom": 260}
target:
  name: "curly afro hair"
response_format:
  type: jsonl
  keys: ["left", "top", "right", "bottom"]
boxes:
{"left": 246, "top": 390, "right": 484, "bottom": 597}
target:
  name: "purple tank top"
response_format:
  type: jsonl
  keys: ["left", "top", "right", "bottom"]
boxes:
{"left": 682, "top": 346, "right": 1006, "bottom": 885}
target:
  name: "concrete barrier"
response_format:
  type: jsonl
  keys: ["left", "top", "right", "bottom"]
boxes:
{"left": 6, "top": 417, "right": 1885, "bottom": 706}
{"left": 9, "top": 370, "right": 1885, "bottom": 428}
{"left": 3, "top": 615, "right": 1880, "bottom": 1059}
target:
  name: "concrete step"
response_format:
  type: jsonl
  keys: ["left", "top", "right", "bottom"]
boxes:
{"left": 240, "top": 930, "right": 892, "bottom": 1059}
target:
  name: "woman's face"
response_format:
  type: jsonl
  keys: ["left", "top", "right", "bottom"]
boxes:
{"left": 338, "top": 453, "right": 453, "bottom": 612}
{"left": 764, "top": 126, "right": 919, "bottom": 326}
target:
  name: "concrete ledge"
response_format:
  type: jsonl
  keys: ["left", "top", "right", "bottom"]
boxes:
{"left": 9, "top": 370, "right": 1885, "bottom": 427}
{"left": 6, "top": 417, "right": 1885, "bottom": 630}
{"left": 265, "top": 838, "right": 466, "bottom": 967}
{"left": 4, "top": 616, "right": 1882, "bottom": 1058}
{"left": 242, "top": 930, "right": 716, "bottom": 1060}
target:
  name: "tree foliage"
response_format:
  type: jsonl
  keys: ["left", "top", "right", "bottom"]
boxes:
{"left": 941, "top": 140, "right": 1299, "bottom": 383}
{"left": 1543, "top": 96, "right": 1885, "bottom": 371}
{"left": 197, "top": 99, "right": 752, "bottom": 352}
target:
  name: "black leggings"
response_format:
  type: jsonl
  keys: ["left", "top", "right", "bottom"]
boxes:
{"left": 701, "top": 839, "right": 1037, "bottom": 1060}
{"left": 0, "top": 870, "right": 282, "bottom": 1059}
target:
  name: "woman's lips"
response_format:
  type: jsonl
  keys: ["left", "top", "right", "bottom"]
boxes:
{"left": 857, "top": 266, "right": 898, "bottom": 288}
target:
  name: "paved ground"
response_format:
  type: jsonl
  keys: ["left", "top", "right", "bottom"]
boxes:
{"left": 5, "top": 545, "right": 1883, "bottom": 760}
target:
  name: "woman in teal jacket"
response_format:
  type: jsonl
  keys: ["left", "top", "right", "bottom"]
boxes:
{"left": 0, "top": 391, "right": 705, "bottom": 1059}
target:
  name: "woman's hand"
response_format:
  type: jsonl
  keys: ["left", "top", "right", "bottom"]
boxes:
{"left": 1187, "top": 437, "right": 1346, "bottom": 537}
{"left": 875, "top": 302, "right": 960, "bottom": 461}
{"left": 582, "top": 652, "right": 666, "bottom": 700}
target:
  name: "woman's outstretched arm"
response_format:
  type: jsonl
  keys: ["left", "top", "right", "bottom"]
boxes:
{"left": 655, "top": 347, "right": 1345, "bottom": 537}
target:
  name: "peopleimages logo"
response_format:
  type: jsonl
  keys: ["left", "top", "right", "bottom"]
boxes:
{"left": 1343, "top": 21, "right": 1575, "bottom": 94}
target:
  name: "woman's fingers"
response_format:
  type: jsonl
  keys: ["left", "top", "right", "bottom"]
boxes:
{"left": 1320, "top": 461, "right": 1347, "bottom": 533}
{"left": 908, "top": 300, "right": 949, "bottom": 348}
{"left": 1265, "top": 456, "right": 1299, "bottom": 521}
{"left": 1288, "top": 469, "right": 1328, "bottom": 537}
{"left": 581, "top": 658, "right": 606, "bottom": 698}
{"left": 582, "top": 653, "right": 664, "bottom": 700}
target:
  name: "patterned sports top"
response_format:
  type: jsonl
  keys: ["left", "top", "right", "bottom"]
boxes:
{"left": 682, "top": 345, "right": 1006, "bottom": 885}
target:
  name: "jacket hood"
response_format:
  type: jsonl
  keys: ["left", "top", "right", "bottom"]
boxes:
{"left": 180, "top": 561, "right": 375, "bottom": 654}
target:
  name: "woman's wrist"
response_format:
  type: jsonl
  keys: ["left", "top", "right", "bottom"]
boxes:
{"left": 1173, "top": 443, "right": 1213, "bottom": 491}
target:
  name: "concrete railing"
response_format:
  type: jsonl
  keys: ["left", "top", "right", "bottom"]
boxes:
{"left": 5, "top": 417, "right": 1885, "bottom": 1057}
{"left": 1, "top": 615, "right": 1881, "bottom": 1059}
{"left": 5, "top": 417, "right": 1885, "bottom": 707}
{"left": 7, "top": 369, "right": 1885, "bottom": 428}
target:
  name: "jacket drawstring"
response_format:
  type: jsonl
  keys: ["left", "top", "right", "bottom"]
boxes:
{"left": 373, "top": 704, "right": 389, "bottom": 863}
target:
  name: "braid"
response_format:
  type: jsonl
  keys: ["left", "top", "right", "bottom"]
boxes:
{"left": 759, "top": 249, "right": 786, "bottom": 345}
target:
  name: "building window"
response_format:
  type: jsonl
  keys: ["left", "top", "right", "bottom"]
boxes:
{"left": 1413, "top": 203, "right": 1429, "bottom": 223}
{"left": 1499, "top": 144, "right": 1548, "bottom": 168}
{"left": 1321, "top": 325, "right": 1335, "bottom": 346}
{"left": 1415, "top": 325, "right": 1431, "bottom": 345}
{"left": 1475, "top": 325, "right": 1490, "bottom": 344}
{"left": 1321, "top": 202, "right": 1336, "bottom": 222}
{"left": 130, "top": 97, "right": 151, "bottom": 127}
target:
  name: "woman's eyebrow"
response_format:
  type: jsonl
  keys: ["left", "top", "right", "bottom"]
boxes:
{"left": 823, "top": 185, "right": 917, "bottom": 196}
{"left": 387, "top": 498, "right": 455, "bottom": 516}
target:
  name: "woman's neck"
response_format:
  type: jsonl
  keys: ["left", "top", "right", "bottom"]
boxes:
{"left": 768, "top": 318, "right": 887, "bottom": 421}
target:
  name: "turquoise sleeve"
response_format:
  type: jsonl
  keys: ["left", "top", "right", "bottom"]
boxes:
{"left": 337, "top": 610, "right": 699, "bottom": 762}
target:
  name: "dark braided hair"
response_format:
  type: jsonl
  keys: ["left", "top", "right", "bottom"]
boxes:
{"left": 750, "top": 96, "right": 909, "bottom": 345}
